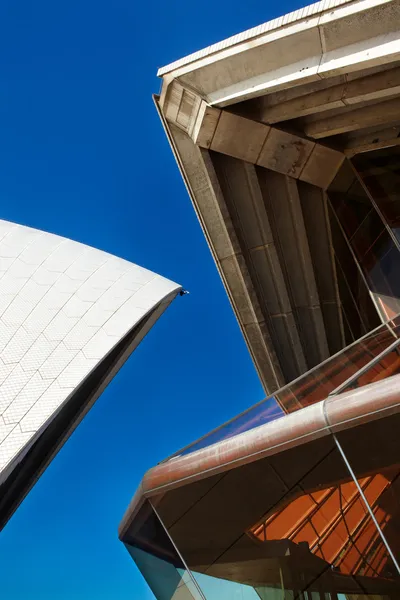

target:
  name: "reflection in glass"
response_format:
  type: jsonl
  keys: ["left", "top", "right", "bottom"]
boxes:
{"left": 328, "top": 198, "right": 380, "bottom": 343}
{"left": 154, "top": 434, "right": 400, "bottom": 599}
{"left": 353, "top": 146, "right": 400, "bottom": 244}
{"left": 123, "top": 501, "right": 203, "bottom": 600}
{"left": 329, "top": 156, "right": 400, "bottom": 322}
{"left": 332, "top": 409, "right": 400, "bottom": 584}
{"left": 165, "top": 316, "right": 400, "bottom": 460}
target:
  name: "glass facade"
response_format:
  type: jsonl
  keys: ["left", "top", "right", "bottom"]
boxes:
{"left": 123, "top": 329, "right": 400, "bottom": 599}
{"left": 122, "top": 147, "right": 400, "bottom": 599}
{"left": 328, "top": 154, "right": 400, "bottom": 323}
{"left": 165, "top": 315, "right": 400, "bottom": 460}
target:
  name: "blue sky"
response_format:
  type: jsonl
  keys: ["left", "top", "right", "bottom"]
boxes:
{"left": 0, "top": 1, "right": 303, "bottom": 598}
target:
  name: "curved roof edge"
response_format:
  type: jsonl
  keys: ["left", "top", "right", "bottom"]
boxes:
{"left": 0, "top": 219, "right": 182, "bottom": 530}
{"left": 119, "top": 372, "right": 400, "bottom": 539}
{"left": 157, "top": 0, "right": 366, "bottom": 76}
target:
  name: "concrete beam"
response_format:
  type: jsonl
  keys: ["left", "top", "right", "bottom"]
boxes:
{"left": 305, "top": 97, "right": 400, "bottom": 138}
{"left": 257, "top": 170, "right": 330, "bottom": 369}
{"left": 211, "top": 154, "right": 308, "bottom": 381}
{"left": 163, "top": 82, "right": 345, "bottom": 189}
{"left": 298, "top": 183, "right": 345, "bottom": 355}
{"left": 255, "top": 65, "right": 400, "bottom": 124}
{"left": 343, "top": 124, "right": 400, "bottom": 155}
{"left": 159, "top": 114, "right": 285, "bottom": 392}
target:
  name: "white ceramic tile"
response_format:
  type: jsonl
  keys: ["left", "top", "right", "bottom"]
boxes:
{"left": 83, "top": 329, "right": 118, "bottom": 360}
{"left": 39, "top": 342, "right": 79, "bottom": 380}
{"left": 0, "top": 424, "right": 33, "bottom": 471}
{"left": 24, "top": 305, "right": 59, "bottom": 334}
{"left": 0, "top": 361, "right": 15, "bottom": 386}
{"left": 0, "top": 219, "right": 181, "bottom": 487}
{"left": 32, "top": 267, "right": 61, "bottom": 286}
{"left": 20, "top": 381, "right": 68, "bottom": 433}
{"left": 42, "top": 240, "right": 83, "bottom": 273}
{"left": 0, "top": 415, "right": 15, "bottom": 443}
{"left": 62, "top": 296, "right": 93, "bottom": 318}
{"left": 0, "top": 226, "right": 39, "bottom": 259}
{"left": 3, "top": 372, "right": 51, "bottom": 425}
{"left": 44, "top": 313, "right": 79, "bottom": 342}
{"left": 102, "top": 301, "right": 147, "bottom": 337}
{"left": 82, "top": 304, "right": 113, "bottom": 327}
{"left": 1, "top": 327, "right": 37, "bottom": 364}
{"left": 18, "top": 232, "right": 61, "bottom": 266}
{"left": 20, "top": 334, "right": 58, "bottom": 373}
{"left": 0, "top": 364, "right": 31, "bottom": 414}
{"left": 63, "top": 319, "right": 98, "bottom": 350}
{"left": 2, "top": 296, "right": 34, "bottom": 327}
{"left": 57, "top": 351, "right": 97, "bottom": 389}
{"left": 18, "top": 279, "right": 51, "bottom": 305}
{"left": 53, "top": 273, "right": 83, "bottom": 294}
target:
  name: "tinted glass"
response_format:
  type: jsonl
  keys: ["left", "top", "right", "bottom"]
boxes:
{"left": 124, "top": 501, "right": 203, "bottom": 600}
{"left": 329, "top": 157, "right": 400, "bottom": 322}
{"left": 354, "top": 146, "right": 400, "bottom": 243}
{"left": 331, "top": 409, "right": 400, "bottom": 591}
{"left": 166, "top": 316, "right": 400, "bottom": 460}
{"left": 155, "top": 434, "right": 400, "bottom": 598}
{"left": 328, "top": 198, "right": 380, "bottom": 342}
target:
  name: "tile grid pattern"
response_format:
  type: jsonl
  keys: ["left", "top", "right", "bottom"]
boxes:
{"left": 0, "top": 220, "right": 179, "bottom": 478}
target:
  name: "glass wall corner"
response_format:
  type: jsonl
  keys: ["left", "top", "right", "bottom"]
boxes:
{"left": 123, "top": 499, "right": 204, "bottom": 600}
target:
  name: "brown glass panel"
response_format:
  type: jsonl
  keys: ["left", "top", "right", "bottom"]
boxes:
{"left": 328, "top": 201, "right": 380, "bottom": 340}
{"left": 350, "top": 210, "right": 386, "bottom": 264}
{"left": 331, "top": 408, "right": 400, "bottom": 595}
{"left": 353, "top": 146, "right": 400, "bottom": 240}
{"left": 164, "top": 317, "right": 400, "bottom": 462}
{"left": 330, "top": 156, "right": 400, "bottom": 324}
{"left": 153, "top": 432, "right": 400, "bottom": 599}
{"left": 276, "top": 316, "right": 400, "bottom": 410}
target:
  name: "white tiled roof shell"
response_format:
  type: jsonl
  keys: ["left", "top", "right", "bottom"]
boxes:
{"left": 0, "top": 220, "right": 180, "bottom": 478}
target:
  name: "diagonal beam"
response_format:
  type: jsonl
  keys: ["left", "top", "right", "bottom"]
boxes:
{"left": 157, "top": 107, "right": 285, "bottom": 392}
{"left": 162, "top": 81, "right": 344, "bottom": 189}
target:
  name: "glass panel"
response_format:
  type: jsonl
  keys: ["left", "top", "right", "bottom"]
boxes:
{"left": 332, "top": 409, "right": 400, "bottom": 589}
{"left": 328, "top": 200, "right": 380, "bottom": 342}
{"left": 123, "top": 500, "right": 203, "bottom": 600}
{"left": 329, "top": 157, "right": 400, "bottom": 322}
{"left": 353, "top": 146, "right": 400, "bottom": 244}
{"left": 336, "top": 341, "right": 400, "bottom": 394}
{"left": 165, "top": 316, "right": 400, "bottom": 460}
{"left": 154, "top": 434, "right": 400, "bottom": 599}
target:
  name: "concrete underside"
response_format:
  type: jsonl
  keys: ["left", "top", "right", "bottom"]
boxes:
{"left": 156, "top": 0, "right": 400, "bottom": 392}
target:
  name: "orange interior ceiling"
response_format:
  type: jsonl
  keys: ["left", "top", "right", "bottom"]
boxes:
{"left": 249, "top": 471, "right": 399, "bottom": 577}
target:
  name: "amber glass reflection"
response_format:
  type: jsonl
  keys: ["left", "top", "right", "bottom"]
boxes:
{"left": 276, "top": 316, "right": 400, "bottom": 410}
{"left": 124, "top": 500, "right": 202, "bottom": 600}
{"left": 154, "top": 434, "right": 400, "bottom": 599}
{"left": 164, "top": 316, "right": 400, "bottom": 462}
{"left": 333, "top": 410, "right": 400, "bottom": 590}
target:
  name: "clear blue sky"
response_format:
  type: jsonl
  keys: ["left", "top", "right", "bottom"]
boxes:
{"left": 0, "top": 1, "right": 302, "bottom": 598}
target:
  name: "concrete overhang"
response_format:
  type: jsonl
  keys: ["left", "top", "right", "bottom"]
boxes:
{"left": 158, "top": 0, "right": 400, "bottom": 107}
{"left": 155, "top": 0, "right": 400, "bottom": 393}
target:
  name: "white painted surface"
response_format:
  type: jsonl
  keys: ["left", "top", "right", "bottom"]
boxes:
{"left": 0, "top": 220, "right": 180, "bottom": 480}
